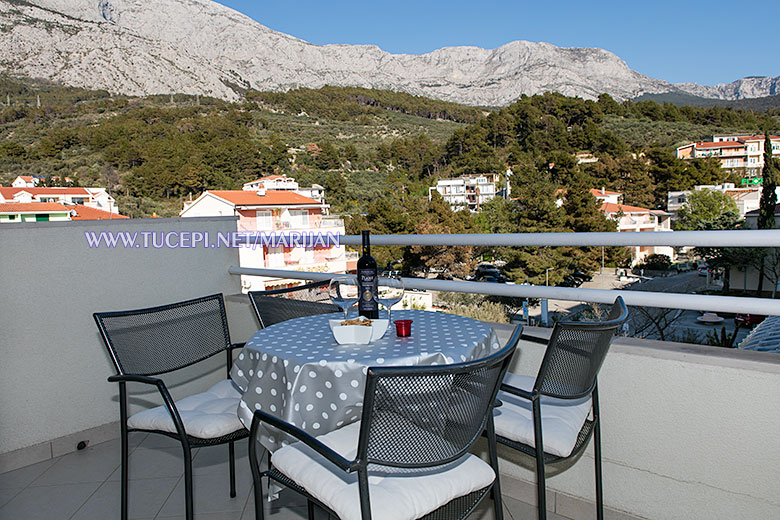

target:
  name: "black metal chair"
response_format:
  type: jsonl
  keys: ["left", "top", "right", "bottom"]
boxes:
{"left": 248, "top": 279, "right": 341, "bottom": 329}
{"left": 493, "top": 296, "right": 628, "bottom": 520}
{"left": 94, "top": 294, "right": 249, "bottom": 520}
{"left": 248, "top": 324, "right": 524, "bottom": 520}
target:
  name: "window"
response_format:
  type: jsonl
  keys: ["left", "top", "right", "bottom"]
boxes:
{"left": 256, "top": 210, "right": 272, "bottom": 230}
{"left": 35, "top": 214, "right": 49, "bottom": 222}
{"left": 290, "top": 210, "right": 309, "bottom": 228}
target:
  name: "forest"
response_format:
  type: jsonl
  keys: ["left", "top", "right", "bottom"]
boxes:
{"left": 1, "top": 76, "right": 778, "bottom": 286}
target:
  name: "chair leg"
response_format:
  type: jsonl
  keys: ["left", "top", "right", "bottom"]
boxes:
{"left": 593, "top": 386, "right": 604, "bottom": 520}
{"left": 118, "top": 383, "right": 129, "bottom": 520}
{"left": 182, "top": 443, "right": 194, "bottom": 520}
{"left": 487, "top": 418, "right": 504, "bottom": 520}
{"left": 594, "top": 419, "right": 604, "bottom": 520}
{"left": 229, "top": 440, "right": 237, "bottom": 498}
{"left": 249, "top": 437, "right": 266, "bottom": 520}
{"left": 533, "top": 400, "right": 547, "bottom": 520}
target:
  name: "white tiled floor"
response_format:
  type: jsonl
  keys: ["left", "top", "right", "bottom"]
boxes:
{"left": 0, "top": 434, "right": 523, "bottom": 520}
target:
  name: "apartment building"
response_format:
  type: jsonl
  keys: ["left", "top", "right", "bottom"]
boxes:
{"left": 180, "top": 186, "right": 349, "bottom": 291}
{"left": 667, "top": 183, "right": 780, "bottom": 220}
{"left": 429, "top": 174, "right": 497, "bottom": 212}
{"left": 675, "top": 134, "right": 780, "bottom": 176}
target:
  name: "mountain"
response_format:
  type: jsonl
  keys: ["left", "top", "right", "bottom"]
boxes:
{"left": 675, "top": 76, "right": 780, "bottom": 100}
{"left": 0, "top": 0, "right": 777, "bottom": 106}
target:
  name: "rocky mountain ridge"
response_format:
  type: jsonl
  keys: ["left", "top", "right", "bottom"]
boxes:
{"left": 0, "top": 0, "right": 776, "bottom": 106}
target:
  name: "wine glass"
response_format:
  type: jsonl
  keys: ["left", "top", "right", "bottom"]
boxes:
{"left": 376, "top": 275, "right": 405, "bottom": 322}
{"left": 329, "top": 276, "right": 358, "bottom": 319}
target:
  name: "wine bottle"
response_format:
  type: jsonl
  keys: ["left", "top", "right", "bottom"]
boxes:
{"left": 357, "top": 230, "right": 379, "bottom": 319}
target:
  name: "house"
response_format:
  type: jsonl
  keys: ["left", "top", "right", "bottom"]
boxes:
{"left": 667, "top": 183, "right": 780, "bottom": 220}
{"left": 0, "top": 202, "right": 129, "bottom": 223}
{"left": 557, "top": 188, "right": 672, "bottom": 265}
{"left": 0, "top": 186, "right": 120, "bottom": 214}
{"left": 600, "top": 202, "right": 673, "bottom": 265}
{"left": 180, "top": 189, "right": 348, "bottom": 291}
{"left": 429, "top": 175, "right": 497, "bottom": 212}
{"left": 11, "top": 175, "right": 73, "bottom": 188}
{"left": 675, "top": 134, "right": 780, "bottom": 176}
{"left": 0, "top": 202, "right": 72, "bottom": 223}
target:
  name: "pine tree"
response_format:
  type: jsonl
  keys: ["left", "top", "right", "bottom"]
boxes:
{"left": 758, "top": 133, "right": 777, "bottom": 230}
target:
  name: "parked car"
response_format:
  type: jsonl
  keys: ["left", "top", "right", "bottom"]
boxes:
{"left": 481, "top": 274, "right": 509, "bottom": 284}
{"left": 673, "top": 261, "right": 695, "bottom": 273}
{"left": 571, "top": 270, "right": 592, "bottom": 282}
{"left": 734, "top": 314, "right": 765, "bottom": 328}
{"left": 558, "top": 275, "right": 583, "bottom": 288}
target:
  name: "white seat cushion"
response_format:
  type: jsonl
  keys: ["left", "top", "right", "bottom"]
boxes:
{"left": 271, "top": 420, "right": 495, "bottom": 520}
{"left": 127, "top": 379, "right": 245, "bottom": 439}
{"left": 494, "top": 373, "right": 592, "bottom": 458}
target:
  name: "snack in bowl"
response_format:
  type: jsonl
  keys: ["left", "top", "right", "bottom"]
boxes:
{"left": 329, "top": 317, "right": 388, "bottom": 344}
{"left": 340, "top": 318, "right": 373, "bottom": 326}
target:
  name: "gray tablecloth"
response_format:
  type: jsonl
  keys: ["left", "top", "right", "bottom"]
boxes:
{"left": 231, "top": 309, "right": 501, "bottom": 450}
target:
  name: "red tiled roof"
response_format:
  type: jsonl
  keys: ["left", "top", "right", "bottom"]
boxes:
{"left": 696, "top": 141, "right": 744, "bottom": 149}
{"left": 0, "top": 202, "right": 70, "bottom": 213}
{"left": 69, "top": 205, "right": 128, "bottom": 220}
{"left": 600, "top": 202, "right": 653, "bottom": 214}
{"left": 0, "top": 186, "right": 91, "bottom": 197}
{"left": 208, "top": 190, "right": 321, "bottom": 206}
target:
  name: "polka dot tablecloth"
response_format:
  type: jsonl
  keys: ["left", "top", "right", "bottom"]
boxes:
{"left": 230, "top": 309, "right": 501, "bottom": 451}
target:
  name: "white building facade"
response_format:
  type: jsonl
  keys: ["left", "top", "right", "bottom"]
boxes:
{"left": 181, "top": 187, "right": 350, "bottom": 292}
{"left": 429, "top": 175, "right": 497, "bottom": 212}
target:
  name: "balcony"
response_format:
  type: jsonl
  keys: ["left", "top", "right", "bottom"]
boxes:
{"left": 2, "top": 219, "right": 780, "bottom": 519}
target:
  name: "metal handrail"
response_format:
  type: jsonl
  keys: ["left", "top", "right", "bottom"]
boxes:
{"left": 337, "top": 230, "right": 780, "bottom": 248}
{"left": 228, "top": 266, "right": 780, "bottom": 316}
{"left": 229, "top": 231, "right": 780, "bottom": 315}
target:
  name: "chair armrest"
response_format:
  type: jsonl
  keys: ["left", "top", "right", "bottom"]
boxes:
{"left": 251, "top": 410, "right": 356, "bottom": 473}
{"left": 108, "top": 374, "right": 163, "bottom": 386}
{"left": 227, "top": 342, "right": 246, "bottom": 378}
{"left": 500, "top": 383, "right": 538, "bottom": 401}
{"left": 108, "top": 374, "right": 189, "bottom": 440}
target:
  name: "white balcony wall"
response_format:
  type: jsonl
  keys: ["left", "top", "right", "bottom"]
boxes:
{"left": 0, "top": 217, "right": 259, "bottom": 469}
{"left": 491, "top": 324, "right": 780, "bottom": 520}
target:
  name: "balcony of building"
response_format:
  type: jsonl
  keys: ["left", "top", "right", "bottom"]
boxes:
{"left": 2, "top": 218, "right": 780, "bottom": 520}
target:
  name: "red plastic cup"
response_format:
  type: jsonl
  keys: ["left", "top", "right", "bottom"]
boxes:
{"left": 394, "top": 319, "right": 412, "bottom": 337}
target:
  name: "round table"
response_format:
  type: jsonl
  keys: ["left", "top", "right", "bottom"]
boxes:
{"left": 231, "top": 309, "right": 501, "bottom": 450}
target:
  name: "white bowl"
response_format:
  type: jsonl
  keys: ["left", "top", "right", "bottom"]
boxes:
{"left": 329, "top": 319, "right": 388, "bottom": 344}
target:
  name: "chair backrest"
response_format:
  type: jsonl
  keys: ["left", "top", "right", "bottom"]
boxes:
{"left": 94, "top": 294, "right": 231, "bottom": 376}
{"left": 356, "top": 324, "right": 523, "bottom": 468}
{"left": 534, "top": 296, "right": 628, "bottom": 400}
{"left": 248, "top": 279, "right": 340, "bottom": 328}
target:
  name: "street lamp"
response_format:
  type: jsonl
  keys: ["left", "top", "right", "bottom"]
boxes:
{"left": 545, "top": 267, "right": 554, "bottom": 286}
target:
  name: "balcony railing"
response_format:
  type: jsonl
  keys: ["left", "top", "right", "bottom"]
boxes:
{"left": 230, "top": 229, "right": 780, "bottom": 316}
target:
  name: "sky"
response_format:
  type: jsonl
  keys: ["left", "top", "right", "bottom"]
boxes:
{"left": 215, "top": 0, "right": 778, "bottom": 87}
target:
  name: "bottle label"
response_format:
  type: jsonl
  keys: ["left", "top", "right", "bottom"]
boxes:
{"left": 358, "top": 268, "right": 378, "bottom": 313}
